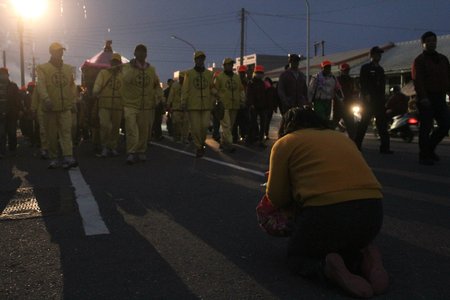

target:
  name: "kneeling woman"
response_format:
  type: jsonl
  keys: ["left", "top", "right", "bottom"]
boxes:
{"left": 267, "top": 108, "right": 388, "bottom": 298}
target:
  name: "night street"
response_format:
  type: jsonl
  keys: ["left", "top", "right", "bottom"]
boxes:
{"left": 1, "top": 118, "right": 450, "bottom": 300}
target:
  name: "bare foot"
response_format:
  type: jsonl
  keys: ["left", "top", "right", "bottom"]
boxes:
{"left": 324, "top": 253, "right": 374, "bottom": 298}
{"left": 361, "top": 245, "right": 389, "bottom": 295}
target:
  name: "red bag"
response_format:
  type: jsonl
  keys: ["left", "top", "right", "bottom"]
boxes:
{"left": 256, "top": 194, "right": 294, "bottom": 237}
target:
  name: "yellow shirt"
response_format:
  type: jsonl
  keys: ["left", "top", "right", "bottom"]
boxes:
{"left": 36, "top": 62, "right": 76, "bottom": 112}
{"left": 181, "top": 68, "right": 215, "bottom": 111}
{"left": 167, "top": 81, "right": 182, "bottom": 111}
{"left": 121, "top": 61, "right": 162, "bottom": 110}
{"left": 93, "top": 68, "right": 123, "bottom": 110}
{"left": 214, "top": 72, "right": 244, "bottom": 110}
{"left": 267, "top": 129, "right": 382, "bottom": 208}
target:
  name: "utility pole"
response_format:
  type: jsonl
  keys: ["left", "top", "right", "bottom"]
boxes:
{"left": 313, "top": 41, "right": 325, "bottom": 57}
{"left": 18, "top": 18, "right": 25, "bottom": 87}
{"left": 2, "top": 51, "right": 6, "bottom": 67}
{"left": 240, "top": 8, "right": 245, "bottom": 66}
{"left": 305, "top": 0, "right": 310, "bottom": 86}
{"left": 314, "top": 42, "right": 320, "bottom": 57}
{"left": 31, "top": 56, "right": 36, "bottom": 82}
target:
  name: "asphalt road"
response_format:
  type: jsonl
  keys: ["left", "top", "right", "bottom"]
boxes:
{"left": 1, "top": 117, "right": 449, "bottom": 300}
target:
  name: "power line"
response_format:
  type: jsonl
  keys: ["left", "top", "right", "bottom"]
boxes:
{"left": 249, "top": 11, "right": 450, "bottom": 33}
{"left": 247, "top": 13, "right": 288, "bottom": 54}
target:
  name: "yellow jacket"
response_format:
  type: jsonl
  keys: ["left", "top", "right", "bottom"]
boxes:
{"left": 30, "top": 89, "right": 42, "bottom": 112}
{"left": 181, "top": 68, "right": 215, "bottom": 111}
{"left": 214, "top": 72, "right": 244, "bottom": 110}
{"left": 121, "top": 60, "right": 162, "bottom": 110}
{"left": 167, "top": 81, "right": 183, "bottom": 111}
{"left": 36, "top": 62, "right": 76, "bottom": 112}
{"left": 93, "top": 68, "right": 123, "bottom": 110}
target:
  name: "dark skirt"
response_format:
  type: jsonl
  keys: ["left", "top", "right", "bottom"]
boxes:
{"left": 287, "top": 198, "right": 383, "bottom": 277}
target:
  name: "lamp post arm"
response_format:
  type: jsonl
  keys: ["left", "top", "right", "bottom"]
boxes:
{"left": 171, "top": 35, "right": 196, "bottom": 52}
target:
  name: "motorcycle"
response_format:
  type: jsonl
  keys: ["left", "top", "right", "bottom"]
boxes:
{"left": 388, "top": 113, "right": 419, "bottom": 143}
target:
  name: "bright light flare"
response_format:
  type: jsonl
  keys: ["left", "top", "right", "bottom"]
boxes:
{"left": 352, "top": 105, "right": 361, "bottom": 114}
{"left": 10, "top": 0, "right": 48, "bottom": 19}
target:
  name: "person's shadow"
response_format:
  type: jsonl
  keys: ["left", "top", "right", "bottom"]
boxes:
{"left": 1, "top": 154, "right": 197, "bottom": 299}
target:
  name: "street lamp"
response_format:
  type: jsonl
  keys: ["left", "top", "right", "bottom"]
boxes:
{"left": 171, "top": 35, "right": 197, "bottom": 52}
{"left": 305, "top": 0, "right": 310, "bottom": 86}
{"left": 10, "top": 0, "right": 48, "bottom": 86}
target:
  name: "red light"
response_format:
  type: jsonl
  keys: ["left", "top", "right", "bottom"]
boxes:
{"left": 408, "top": 117, "right": 419, "bottom": 125}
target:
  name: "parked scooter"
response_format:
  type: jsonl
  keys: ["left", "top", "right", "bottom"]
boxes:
{"left": 388, "top": 113, "right": 419, "bottom": 143}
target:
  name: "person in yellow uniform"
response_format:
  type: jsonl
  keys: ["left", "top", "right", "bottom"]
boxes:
{"left": 267, "top": 107, "right": 388, "bottom": 298}
{"left": 30, "top": 85, "right": 49, "bottom": 159}
{"left": 181, "top": 51, "right": 215, "bottom": 157}
{"left": 167, "top": 72, "right": 189, "bottom": 143}
{"left": 36, "top": 42, "right": 77, "bottom": 169}
{"left": 93, "top": 53, "right": 123, "bottom": 157}
{"left": 214, "top": 58, "right": 244, "bottom": 152}
{"left": 121, "top": 44, "right": 162, "bottom": 164}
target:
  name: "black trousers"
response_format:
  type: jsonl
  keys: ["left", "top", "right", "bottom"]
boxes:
{"left": 232, "top": 107, "right": 249, "bottom": 141}
{"left": 417, "top": 94, "right": 450, "bottom": 158}
{"left": 341, "top": 103, "right": 357, "bottom": 140}
{"left": 287, "top": 199, "right": 383, "bottom": 278}
{"left": 265, "top": 109, "right": 274, "bottom": 137}
{"left": 152, "top": 103, "right": 164, "bottom": 139}
{"left": 248, "top": 108, "right": 268, "bottom": 143}
{"left": 354, "top": 104, "right": 390, "bottom": 151}
{"left": 0, "top": 116, "right": 17, "bottom": 155}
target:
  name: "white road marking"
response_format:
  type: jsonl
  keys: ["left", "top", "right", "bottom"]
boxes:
{"left": 151, "top": 142, "right": 266, "bottom": 177}
{"left": 68, "top": 168, "right": 109, "bottom": 236}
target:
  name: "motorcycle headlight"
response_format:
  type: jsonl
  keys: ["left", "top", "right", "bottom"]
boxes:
{"left": 352, "top": 105, "right": 361, "bottom": 114}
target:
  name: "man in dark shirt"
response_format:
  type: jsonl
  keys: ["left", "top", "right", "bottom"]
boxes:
{"left": 385, "top": 86, "right": 409, "bottom": 119}
{"left": 277, "top": 54, "right": 308, "bottom": 114}
{"left": 336, "top": 63, "right": 357, "bottom": 139}
{"left": 354, "top": 46, "right": 392, "bottom": 154}
{"left": 0, "top": 68, "right": 20, "bottom": 158}
{"left": 412, "top": 31, "right": 450, "bottom": 165}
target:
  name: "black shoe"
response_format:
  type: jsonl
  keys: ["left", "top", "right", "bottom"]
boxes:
{"left": 196, "top": 148, "right": 204, "bottom": 158}
{"left": 40, "top": 150, "right": 49, "bottom": 160}
{"left": 380, "top": 149, "right": 394, "bottom": 154}
{"left": 48, "top": 160, "right": 58, "bottom": 169}
{"left": 430, "top": 152, "right": 440, "bottom": 161}
{"left": 126, "top": 154, "right": 135, "bottom": 165}
{"left": 419, "top": 157, "right": 434, "bottom": 166}
{"left": 62, "top": 157, "right": 78, "bottom": 170}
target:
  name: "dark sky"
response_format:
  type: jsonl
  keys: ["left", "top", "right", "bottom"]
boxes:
{"left": 1, "top": 0, "right": 449, "bottom": 84}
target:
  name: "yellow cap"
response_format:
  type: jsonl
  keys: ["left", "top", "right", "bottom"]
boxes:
{"left": 111, "top": 53, "right": 122, "bottom": 62}
{"left": 49, "top": 42, "right": 65, "bottom": 53}
{"left": 222, "top": 57, "right": 235, "bottom": 65}
{"left": 194, "top": 50, "right": 206, "bottom": 59}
